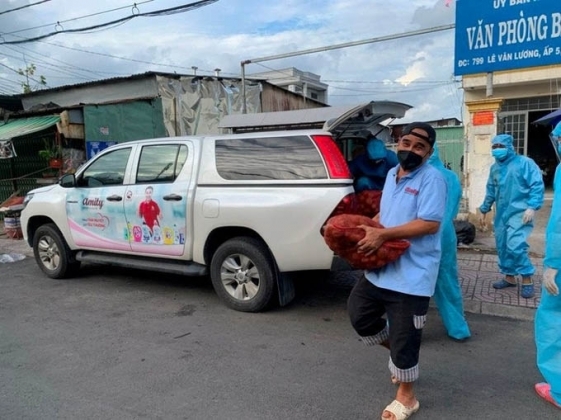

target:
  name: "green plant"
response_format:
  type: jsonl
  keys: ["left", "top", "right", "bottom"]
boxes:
{"left": 38, "top": 139, "right": 60, "bottom": 161}
{"left": 18, "top": 63, "right": 47, "bottom": 93}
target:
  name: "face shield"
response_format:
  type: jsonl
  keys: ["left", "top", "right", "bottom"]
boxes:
{"left": 549, "top": 133, "right": 561, "bottom": 163}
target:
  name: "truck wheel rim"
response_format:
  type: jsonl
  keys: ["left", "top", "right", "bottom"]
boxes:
{"left": 220, "top": 254, "right": 260, "bottom": 301}
{"left": 37, "top": 235, "right": 61, "bottom": 271}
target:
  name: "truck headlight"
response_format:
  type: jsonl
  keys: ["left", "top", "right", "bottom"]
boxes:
{"left": 22, "top": 193, "right": 34, "bottom": 209}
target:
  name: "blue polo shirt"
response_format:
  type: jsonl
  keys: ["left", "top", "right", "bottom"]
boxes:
{"left": 364, "top": 162, "right": 447, "bottom": 297}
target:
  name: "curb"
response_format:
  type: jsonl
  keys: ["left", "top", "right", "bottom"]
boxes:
{"left": 429, "top": 299, "right": 535, "bottom": 322}
{"left": 462, "top": 299, "right": 535, "bottom": 322}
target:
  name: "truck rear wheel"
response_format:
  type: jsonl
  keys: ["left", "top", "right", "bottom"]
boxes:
{"left": 33, "top": 223, "right": 80, "bottom": 279}
{"left": 210, "top": 237, "right": 277, "bottom": 312}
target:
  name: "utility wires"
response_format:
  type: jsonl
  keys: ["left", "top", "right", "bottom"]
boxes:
{"left": 3, "top": 0, "right": 155, "bottom": 36}
{"left": 0, "top": 0, "right": 51, "bottom": 16}
{"left": 0, "top": 0, "right": 220, "bottom": 45}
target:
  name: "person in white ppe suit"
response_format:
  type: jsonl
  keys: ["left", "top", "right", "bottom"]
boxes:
{"left": 479, "top": 134, "right": 544, "bottom": 299}
{"left": 534, "top": 121, "right": 561, "bottom": 410}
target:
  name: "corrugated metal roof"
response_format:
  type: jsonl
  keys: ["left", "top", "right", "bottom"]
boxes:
{"left": 0, "top": 115, "right": 60, "bottom": 140}
{"left": 18, "top": 71, "right": 251, "bottom": 97}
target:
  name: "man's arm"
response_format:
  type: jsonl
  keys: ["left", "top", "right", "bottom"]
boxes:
{"left": 357, "top": 219, "right": 440, "bottom": 255}
{"left": 359, "top": 168, "right": 446, "bottom": 254}
{"left": 479, "top": 168, "right": 496, "bottom": 213}
{"left": 526, "top": 159, "right": 545, "bottom": 211}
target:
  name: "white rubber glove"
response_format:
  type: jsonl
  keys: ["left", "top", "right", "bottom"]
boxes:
{"left": 522, "top": 209, "right": 535, "bottom": 224}
{"left": 543, "top": 268, "right": 559, "bottom": 296}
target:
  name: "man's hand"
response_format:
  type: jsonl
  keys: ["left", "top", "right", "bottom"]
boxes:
{"left": 478, "top": 211, "right": 487, "bottom": 231}
{"left": 522, "top": 209, "right": 535, "bottom": 224}
{"left": 543, "top": 268, "right": 559, "bottom": 296}
{"left": 357, "top": 225, "right": 385, "bottom": 256}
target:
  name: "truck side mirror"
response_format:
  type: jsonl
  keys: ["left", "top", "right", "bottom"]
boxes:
{"left": 60, "top": 173, "right": 76, "bottom": 188}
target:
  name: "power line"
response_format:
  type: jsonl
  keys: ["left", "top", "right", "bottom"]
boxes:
{"left": 0, "top": 0, "right": 51, "bottom": 16}
{"left": 2, "top": 44, "right": 119, "bottom": 77}
{"left": 0, "top": 47, "right": 98, "bottom": 81}
{"left": 18, "top": 38, "right": 225, "bottom": 76}
{"left": 241, "top": 23, "right": 456, "bottom": 112}
{"left": 0, "top": 0, "right": 220, "bottom": 45}
{"left": 0, "top": 76, "right": 21, "bottom": 86}
{"left": 328, "top": 83, "right": 450, "bottom": 94}
{"left": 248, "top": 48, "right": 458, "bottom": 104}
{"left": 329, "top": 84, "right": 456, "bottom": 96}
{"left": 0, "top": 61, "right": 46, "bottom": 86}
{"left": 242, "top": 24, "right": 455, "bottom": 65}
{"left": 1, "top": 46, "right": 90, "bottom": 77}
{"left": 251, "top": 62, "right": 458, "bottom": 86}
{"left": 324, "top": 79, "right": 458, "bottom": 85}
{"left": 2, "top": 0, "right": 155, "bottom": 36}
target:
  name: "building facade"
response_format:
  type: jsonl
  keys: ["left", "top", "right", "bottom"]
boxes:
{"left": 0, "top": 71, "right": 327, "bottom": 203}
{"left": 462, "top": 66, "right": 560, "bottom": 216}
{"left": 454, "top": 0, "right": 560, "bottom": 218}
{"left": 250, "top": 67, "right": 329, "bottom": 104}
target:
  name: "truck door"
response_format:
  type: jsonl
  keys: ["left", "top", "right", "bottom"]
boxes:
{"left": 66, "top": 147, "right": 133, "bottom": 252}
{"left": 123, "top": 143, "right": 192, "bottom": 257}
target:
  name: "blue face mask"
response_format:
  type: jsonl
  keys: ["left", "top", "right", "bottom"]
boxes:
{"left": 557, "top": 141, "right": 561, "bottom": 155}
{"left": 492, "top": 148, "right": 508, "bottom": 160}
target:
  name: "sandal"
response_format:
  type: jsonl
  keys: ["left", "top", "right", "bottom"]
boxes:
{"left": 492, "top": 279, "right": 517, "bottom": 289}
{"left": 521, "top": 283, "right": 535, "bottom": 299}
{"left": 381, "top": 399, "right": 420, "bottom": 420}
{"left": 535, "top": 382, "right": 561, "bottom": 409}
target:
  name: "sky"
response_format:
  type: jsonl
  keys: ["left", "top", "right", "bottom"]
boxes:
{"left": 0, "top": 0, "right": 461, "bottom": 123}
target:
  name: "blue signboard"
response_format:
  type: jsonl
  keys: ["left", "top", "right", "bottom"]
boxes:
{"left": 86, "top": 141, "right": 117, "bottom": 160}
{"left": 454, "top": 0, "right": 561, "bottom": 76}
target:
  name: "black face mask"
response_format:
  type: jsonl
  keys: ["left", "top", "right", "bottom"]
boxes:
{"left": 397, "top": 150, "right": 424, "bottom": 171}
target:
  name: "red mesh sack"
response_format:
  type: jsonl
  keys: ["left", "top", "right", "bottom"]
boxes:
{"left": 323, "top": 214, "right": 410, "bottom": 270}
{"left": 355, "top": 190, "right": 382, "bottom": 218}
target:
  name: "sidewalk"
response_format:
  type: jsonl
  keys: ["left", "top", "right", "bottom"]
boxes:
{"left": 0, "top": 223, "right": 546, "bottom": 321}
{"left": 452, "top": 195, "right": 550, "bottom": 320}
{"left": 456, "top": 250, "right": 541, "bottom": 321}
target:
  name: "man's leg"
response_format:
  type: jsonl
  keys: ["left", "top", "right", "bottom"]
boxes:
{"left": 509, "top": 224, "right": 536, "bottom": 298}
{"left": 433, "top": 245, "right": 471, "bottom": 340}
{"left": 535, "top": 283, "right": 561, "bottom": 406}
{"left": 348, "top": 275, "right": 388, "bottom": 345}
{"left": 493, "top": 227, "right": 518, "bottom": 288}
{"left": 383, "top": 291, "right": 430, "bottom": 418}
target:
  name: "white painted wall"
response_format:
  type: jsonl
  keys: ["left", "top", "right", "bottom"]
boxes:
{"left": 463, "top": 113, "right": 496, "bottom": 216}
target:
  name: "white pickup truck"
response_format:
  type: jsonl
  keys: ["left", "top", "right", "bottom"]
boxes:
{"left": 20, "top": 101, "right": 411, "bottom": 312}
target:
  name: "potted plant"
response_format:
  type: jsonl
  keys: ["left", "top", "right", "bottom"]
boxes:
{"left": 38, "top": 139, "right": 62, "bottom": 169}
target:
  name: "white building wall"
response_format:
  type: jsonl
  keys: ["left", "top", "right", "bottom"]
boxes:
{"left": 250, "top": 67, "right": 329, "bottom": 104}
{"left": 462, "top": 101, "right": 498, "bottom": 216}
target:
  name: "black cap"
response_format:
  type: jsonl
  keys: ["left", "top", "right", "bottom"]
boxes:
{"left": 402, "top": 122, "right": 436, "bottom": 146}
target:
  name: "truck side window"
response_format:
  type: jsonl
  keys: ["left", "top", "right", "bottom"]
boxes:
{"left": 215, "top": 136, "right": 327, "bottom": 180}
{"left": 136, "top": 144, "right": 188, "bottom": 184}
{"left": 78, "top": 148, "right": 131, "bottom": 187}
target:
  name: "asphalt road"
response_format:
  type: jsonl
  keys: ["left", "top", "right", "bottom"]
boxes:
{"left": 0, "top": 258, "right": 558, "bottom": 420}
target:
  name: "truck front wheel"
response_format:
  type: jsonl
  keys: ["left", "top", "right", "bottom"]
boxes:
{"left": 33, "top": 223, "right": 80, "bottom": 279}
{"left": 210, "top": 237, "right": 277, "bottom": 312}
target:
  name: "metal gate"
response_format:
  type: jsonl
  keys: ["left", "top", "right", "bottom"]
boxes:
{"left": 498, "top": 111, "right": 528, "bottom": 155}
